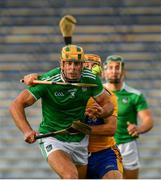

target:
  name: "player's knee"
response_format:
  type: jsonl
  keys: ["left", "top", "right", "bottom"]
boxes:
{"left": 103, "top": 170, "right": 123, "bottom": 179}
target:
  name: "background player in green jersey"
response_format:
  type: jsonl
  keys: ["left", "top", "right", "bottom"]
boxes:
{"left": 103, "top": 55, "right": 153, "bottom": 179}
{"left": 9, "top": 44, "right": 114, "bottom": 179}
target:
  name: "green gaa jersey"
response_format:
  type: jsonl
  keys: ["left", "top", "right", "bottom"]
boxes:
{"left": 113, "top": 83, "right": 148, "bottom": 145}
{"left": 28, "top": 67, "right": 104, "bottom": 142}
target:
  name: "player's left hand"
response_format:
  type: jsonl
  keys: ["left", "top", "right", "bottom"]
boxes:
{"left": 24, "top": 130, "right": 37, "bottom": 144}
{"left": 127, "top": 121, "right": 139, "bottom": 137}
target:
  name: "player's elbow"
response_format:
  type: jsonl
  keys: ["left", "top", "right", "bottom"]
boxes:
{"left": 104, "top": 123, "right": 116, "bottom": 136}
{"left": 9, "top": 100, "right": 17, "bottom": 115}
{"left": 148, "top": 119, "right": 153, "bottom": 131}
{"left": 104, "top": 116, "right": 117, "bottom": 136}
{"left": 110, "top": 126, "right": 117, "bottom": 136}
{"left": 145, "top": 116, "right": 154, "bottom": 132}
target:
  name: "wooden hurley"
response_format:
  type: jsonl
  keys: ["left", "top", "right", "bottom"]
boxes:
{"left": 21, "top": 79, "right": 97, "bottom": 87}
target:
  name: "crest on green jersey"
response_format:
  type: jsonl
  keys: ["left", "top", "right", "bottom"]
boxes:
{"left": 122, "top": 97, "right": 128, "bottom": 104}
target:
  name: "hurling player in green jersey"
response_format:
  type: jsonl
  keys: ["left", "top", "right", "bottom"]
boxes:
{"left": 9, "top": 44, "right": 114, "bottom": 179}
{"left": 103, "top": 55, "right": 153, "bottom": 179}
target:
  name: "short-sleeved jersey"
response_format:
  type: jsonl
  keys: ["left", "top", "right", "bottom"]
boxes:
{"left": 86, "top": 88, "right": 118, "bottom": 152}
{"left": 112, "top": 83, "right": 148, "bottom": 145}
{"left": 27, "top": 67, "right": 104, "bottom": 142}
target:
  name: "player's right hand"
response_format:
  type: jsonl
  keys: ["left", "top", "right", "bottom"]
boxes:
{"left": 24, "top": 130, "right": 37, "bottom": 144}
{"left": 127, "top": 121, "right": 139, "bottom": 137}
{"left": 85, "top": 103, "right": 103, "bottom": 120}
{"left": 23, "top": 73, "right": 39, "bottom": 85}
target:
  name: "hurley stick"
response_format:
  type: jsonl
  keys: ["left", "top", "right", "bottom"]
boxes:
{"left": 20, "top": 79, "right": 97, "bottom": 87}
{"left": 35, "top": 121, "right": 91, "bottom": 139}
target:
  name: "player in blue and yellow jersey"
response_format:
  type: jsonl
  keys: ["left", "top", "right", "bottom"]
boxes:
{"left": 9, "top": 44, "right": 114, "bottom": 179}
{"left": 103, "top": 55, "right": 153, "bottom": 179}
{"left": 84, "top": 54, "right": 123, "bottom": 179}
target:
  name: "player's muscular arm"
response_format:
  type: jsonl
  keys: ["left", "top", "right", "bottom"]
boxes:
{"left": 94, "top": 90, "right": 114, "bottom": 118}
{"left": 127, "top": 109, "right": 153, "bottom": 137}
{"left": 137, "top": 109, "right": 153, "bottom": 133}
{"left": 91, "top": 115, "right": 117, "bottom": 136}
{"left": 9, "top": 90, "right": 37, "bottom": 143}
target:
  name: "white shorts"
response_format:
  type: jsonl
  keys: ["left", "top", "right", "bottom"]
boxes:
{"left": 38, "top": 135, "right": 89, "bottom": 165}
{"left": 118, "top": 140, "right": 140, "bottom": 170}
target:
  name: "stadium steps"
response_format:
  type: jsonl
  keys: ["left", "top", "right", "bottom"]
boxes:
{"left": 1, "top": 33, "right": 161, "bottom": 43}
{"left": 0, "top": 0, "right": 161, "bottom": 179}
